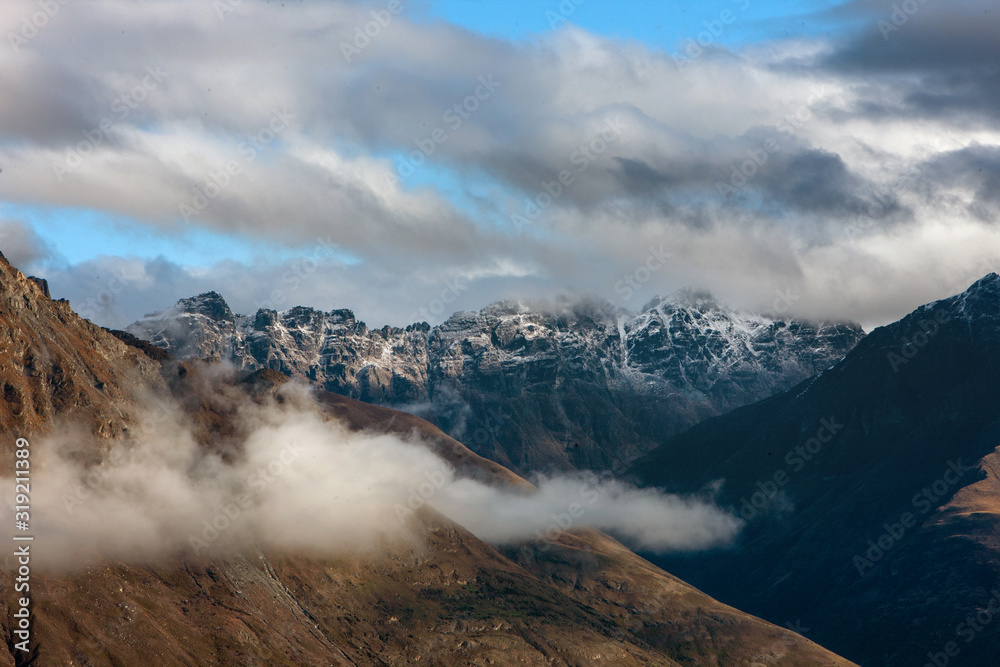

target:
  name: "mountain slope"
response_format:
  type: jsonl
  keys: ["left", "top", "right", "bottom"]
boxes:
{"left": 629, "top": 273, "right": 1000, "bottom": 666}
{"left": 0, "top": 252, "right": 853, "bottom": 665}
{"left": 0, "top": 254, "right": 162, "bottom": 446}
{"left": 127, "top": 292, "right": 863, "bottom": 474}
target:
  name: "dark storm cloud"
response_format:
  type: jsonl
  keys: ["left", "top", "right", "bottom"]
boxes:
{"left": 920, "top": 144, "right": 1000, "bottom": 221}
{"left": 614, "top": 157, "right": 677, "bottom": 195}
{"left": 823, "top": 0, "right": 1000, "bottom": 122}
{"left": 0, "top": 58, "right": 112, "bottom": 147}
{"left": 753, "top": 148, "right": 868, "bottom": 217}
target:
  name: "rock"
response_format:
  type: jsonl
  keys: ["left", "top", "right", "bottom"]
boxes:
{"left": 127, "top": 292, "right": 864, "bottom": 474}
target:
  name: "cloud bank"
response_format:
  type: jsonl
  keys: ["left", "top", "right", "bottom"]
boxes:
{"left": 1, "top": 0, "right": 998, "bottom": 329}
{"left": 1, "top": 380, "right": 740, "bottom": 570}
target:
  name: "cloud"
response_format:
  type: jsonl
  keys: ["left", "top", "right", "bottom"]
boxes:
{"left": 0, "top": 219, "right": 51, "bottom": 268}
{"left": 433, "top": 473, "right": 742, "bottom": 552}
{"left": 919, "top": 143, "right": 1000, "bottom": 222}
{"left": 0, "top": 376, "right": 740, "bottom": 570}
{"left": 824, "top": 0, "right": 1000, "bottom": 123}
{"left": 0, "top": 0, "right": 998, "bottom": 330}
{"left": 31, "top": 250, "right": 549, "bottom": 330}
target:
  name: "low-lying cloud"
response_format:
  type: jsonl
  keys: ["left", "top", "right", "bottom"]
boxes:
{"left": 434, "top": 474, "right": 743, "bottom": 552}
{"left": 1, "top": 380, "right": 740, "bottom": 570}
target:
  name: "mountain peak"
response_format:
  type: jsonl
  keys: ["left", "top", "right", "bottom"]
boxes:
{"left": 915, "top": 272, "right": 1000, "bottom": 326}
{"left": 125, "top": 288, "right": 864, "bottom": 472}
{"left": 326, "top": 307, "right": 356, "bottom": 323}
{"left": 175, "top": 291, "right": 234, "bottom": 322}
{"left": 642, "top": 288, "right": 720, "bottom": 313}
{"left": 27, "top": 275, "right": 51, "bottom": 298}
{"left": 947, "top": 271, "right": 1000, "bottom": 323}
{"left": 967, "top": 271, "right": 1000, "bottom": 292}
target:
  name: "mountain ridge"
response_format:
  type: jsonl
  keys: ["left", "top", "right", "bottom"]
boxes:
{"left": 0, "top": 250, "right": 855, "bottom": 666}
{"left": 627, "top": 272, "right": 1000, "bottom": 666}
{"left": 126, "top": 290, "right": 865, "bottom": 474}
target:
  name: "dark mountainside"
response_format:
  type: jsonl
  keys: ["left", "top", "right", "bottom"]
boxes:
{"left": 629, "top": 273, "right": 1000, "bottom": 666}
{"left": 126, "top": 291, "right": 863, "bottom": 476}
{"left": 0, "top": 252, "right": 855, "bottom": 665}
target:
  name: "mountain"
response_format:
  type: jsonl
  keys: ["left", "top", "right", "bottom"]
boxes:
{"left": 0, "top": 252, "right": 855, "bottom": 664}
{"left": 126, "top": 291, "right": 864, "bottom": 475}
{"left": 0, "top": 263, "right": 163, "bottom": 446}
{"left": 628, "top": 273, "right": 1000, "bottom": 666}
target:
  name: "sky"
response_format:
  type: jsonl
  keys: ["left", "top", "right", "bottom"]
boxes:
{"left": 1, "top": 0, "right": 998, "bottom": 330}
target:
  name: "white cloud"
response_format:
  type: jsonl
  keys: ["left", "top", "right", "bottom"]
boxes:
{"left": 0, "top": 378, "right": 740, "bottom": 569}
{"left": 0, "top": 0, "right": 998, "bottom": 328}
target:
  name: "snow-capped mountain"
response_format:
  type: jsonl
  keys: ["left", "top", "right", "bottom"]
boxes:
{"left": 0, "top": 249, "right": 855, "bottom": 667}
{"left": 627, "top": 273, "right": 1000, "bottom": 667}
{"left": 126, "top": 291, "right": 864, "bottom": 473}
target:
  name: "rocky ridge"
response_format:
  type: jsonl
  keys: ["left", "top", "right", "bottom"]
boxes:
{"left": 127, "top": 291, "right": 864, "bottom": 473}
{"left": 0, "top": 251, "right": 855, "bottom": 666}
{"left": 628, "top": 273, "right": 1000, "bottom": 666}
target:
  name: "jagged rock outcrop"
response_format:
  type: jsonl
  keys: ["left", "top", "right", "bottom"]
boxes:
{"left": 127, "top": 291, "right": 864, "bottom": 474}
{"left": 0, "top": 251, "right": 855, "bottom": 666}
{"left": 629, "top": 273, "right": 1000, "bottom": 666}
{"left": 0, "top": 252, "right": 162, "bottom": 445}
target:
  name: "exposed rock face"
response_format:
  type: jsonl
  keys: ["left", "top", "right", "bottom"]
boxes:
{"left": 629, "top": 273, "right": 1000, "bottom": 667}
{"left": 0, "top": 252, "right": 162, "bottom": 446}
{"left": 0, "top": 252, "right": 855, "bottom": 666}
{"left": 128, "top": 291, "right": 864, "bottom": 474}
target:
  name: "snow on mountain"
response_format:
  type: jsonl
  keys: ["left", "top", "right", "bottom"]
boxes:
{"left": 126, "top": 291, "right": 865, "bottom": 473}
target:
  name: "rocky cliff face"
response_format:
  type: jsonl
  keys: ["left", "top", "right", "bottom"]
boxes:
{"left": 629, "top": 273, "right": 1000, "bottom": 667}
{"left": 0, "top": 252, "right": 854, "bottom": 666}
{"left": 0, "top": 252, "right": 162, "bottom": 447}
{"left": 127, "top": 291, "right": 864, "bottom": 474}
